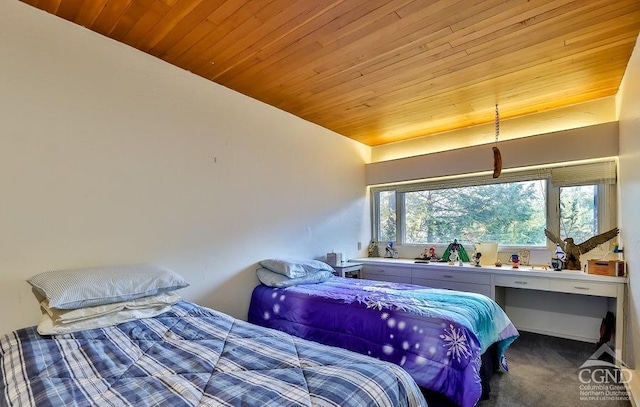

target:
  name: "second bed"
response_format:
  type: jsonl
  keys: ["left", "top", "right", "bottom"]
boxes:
{"left": 248, "top": 276, "right": 519, "bottom": 407}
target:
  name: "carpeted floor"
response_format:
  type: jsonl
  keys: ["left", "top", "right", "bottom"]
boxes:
{"left": 477, "top": 331, "right": 631, "bottom": 407}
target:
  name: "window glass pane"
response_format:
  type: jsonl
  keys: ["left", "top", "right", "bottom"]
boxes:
{"left": 404, "top": 180, "right": 547, "bottom": 245}
{"left": 378, "top": 191, "right": 396, "bottom": 243}
{"left": 560, "top": 185, "right": 597, "bottom": 243}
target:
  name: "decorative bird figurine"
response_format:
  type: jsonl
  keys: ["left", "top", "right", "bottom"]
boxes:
{"left": 544, "top": 227, "right": 619, "bottom": 270}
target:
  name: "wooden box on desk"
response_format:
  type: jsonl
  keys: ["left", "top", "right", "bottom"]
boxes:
{"left": 587, "top": 260, "right": 625, "bottom": 276}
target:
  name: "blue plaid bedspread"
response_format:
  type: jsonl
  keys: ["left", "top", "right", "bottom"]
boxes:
{"left": 0, "top": 301, "right": 426, "bottom": 407}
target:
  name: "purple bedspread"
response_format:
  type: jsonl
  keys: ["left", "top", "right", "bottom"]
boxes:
{"left": 248, "top": 277, "right": 519, "bottom": 407}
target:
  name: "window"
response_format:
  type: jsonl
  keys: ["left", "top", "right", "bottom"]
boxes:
{"left": 371, "top": 161, "right": 616, "bottom": 249}
{"left": 377, "top": 190, "right": 396, "bottom": 243}
{"left": 404, "top": 180, "right": 546, "bottom": 245}
{"left": 559, "top": 185, "right": 597, "bottom": 244}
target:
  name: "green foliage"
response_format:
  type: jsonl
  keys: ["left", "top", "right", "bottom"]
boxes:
{"left": 404, "top": 180, "right": 547, "bottom": 245}
{"left": 560, "top": 185, "right": 597, "bottom": 243}
{"left": 378, "top": 190, "right": 396, "bottom": 242}
{"left": 376, "top": 178, "right": 600, "bottom": 248}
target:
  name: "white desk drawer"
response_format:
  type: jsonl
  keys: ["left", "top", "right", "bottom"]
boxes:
{"left": 551, "top": 279, "right": 618, "bottom": 297}
{"left": 362, "top": 265, "right": 411, "bottom": 278}
{"left": 412, "top": 277, "right": 492, "bottom": 297}
{"left": 414, "top": 268, "right": 491, "bottom": 285}
{"left": 494, "top": 275, "right": 549, "bottom": 290}
{"left": 363, "top": 273, "right": 412, "bottom": 284}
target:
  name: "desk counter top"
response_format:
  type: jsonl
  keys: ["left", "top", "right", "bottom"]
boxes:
{"left": 351, "top": 257, "right": 627, "bottom": 284}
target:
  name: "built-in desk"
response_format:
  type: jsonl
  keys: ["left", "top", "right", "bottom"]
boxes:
{"left": 331, "top": 262, "right": 363, "bottom": 278}
{"left": 353, "top": 258, "right": 627, "bottom": 361}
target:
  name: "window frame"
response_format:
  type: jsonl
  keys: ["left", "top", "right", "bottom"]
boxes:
{"left": 370, "top": 160, "right": 617, "bottom": 251}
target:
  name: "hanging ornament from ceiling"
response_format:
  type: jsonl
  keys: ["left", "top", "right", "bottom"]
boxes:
{"left": 492, "top": 104, "right": 502, "bottom": 178}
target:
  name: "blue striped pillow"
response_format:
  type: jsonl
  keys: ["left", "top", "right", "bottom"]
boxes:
{"left": 28, "top": 264, "right": 189, "bottom": 310}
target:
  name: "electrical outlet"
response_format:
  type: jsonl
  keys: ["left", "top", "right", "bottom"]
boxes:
{"left": 357, "top": 242, "right": 362, "bottom": 250}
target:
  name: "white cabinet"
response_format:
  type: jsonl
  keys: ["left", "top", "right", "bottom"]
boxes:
{"left": 412, "top": 277, "right": 493, "bottom": 297}
{"left": 494, "top": 274, "right": 550, "bottom": 291}
{"left": 412, "top": 266, "right": 492, "bottom": 297}
{"left": 354, "top": 258, "right": 627, "bottom": 360}
{"left": 361, "top": 264, "right": 411, "bottom": 284}
{"left": 331, "top": 262, "right": 363, "bottom": 278}
{"left": 550, "top": 279, "right": 618, "bottom": 297}
{"left": 362, "top": 262, "right": 493, "bottom": 297}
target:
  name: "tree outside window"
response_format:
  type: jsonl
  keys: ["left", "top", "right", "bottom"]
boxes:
{"left": 404, "top": 180, "right": 546, "bottom": 246}
{"left": 560, "top": 185, "right": 597, "bottom": 244}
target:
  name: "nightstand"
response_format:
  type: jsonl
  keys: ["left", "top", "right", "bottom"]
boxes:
{"left": 331, "top": 262, "right": 363, "bottom": 278}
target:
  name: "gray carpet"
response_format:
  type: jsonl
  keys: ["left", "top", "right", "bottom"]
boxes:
{"left": 478, "top": 331, "right": 631, "bottom": 407}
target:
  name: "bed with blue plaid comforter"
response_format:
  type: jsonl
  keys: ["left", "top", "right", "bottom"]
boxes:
{"left": 0, "top": 301, "right": 426, "bottom": 407}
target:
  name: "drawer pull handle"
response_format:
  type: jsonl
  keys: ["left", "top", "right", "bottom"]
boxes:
{"left": 442, "top": 275, "right": 454, "bottom": 279}
{"left": 514, "top": 281, "right": 528, "bottom": 285}
{"left": 574, "top": 286, "right": 590, "bottom": 291}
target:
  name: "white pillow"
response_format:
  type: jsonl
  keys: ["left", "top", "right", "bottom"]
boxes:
{"left": 28, "top": 264, "right": 189, "bottom": 309}
{"left": 40, "top": 291, "right": 182, "bottom": 324}
{"left": 259, "top": 258, "right": 333, "bottom": 278}
{"left": 37, "top": 301, "right": 176, "bottom": 335}
{"left": 256, "top": 267, "right": 333, "bottom": 288}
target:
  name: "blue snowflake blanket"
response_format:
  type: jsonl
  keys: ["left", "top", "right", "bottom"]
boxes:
{"left": 249, "top": 277, "right": 519, "bottom": 407}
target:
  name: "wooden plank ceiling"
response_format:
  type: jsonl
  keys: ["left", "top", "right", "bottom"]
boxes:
{"left": 21, "top": 0, "right": 640, "bottom": 146}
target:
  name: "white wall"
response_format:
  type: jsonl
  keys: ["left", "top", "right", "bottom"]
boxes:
{"left": 366, "top": 122, "right": 618, "bottom": 185}
{"left": 618, "top": 34, "right": 640, "bottom": 374}
{"left": 372, "top": 97, "right": 617, "bottom": 162}
{"left": 0, "top": 1, "right": 370, "bottom": 334}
